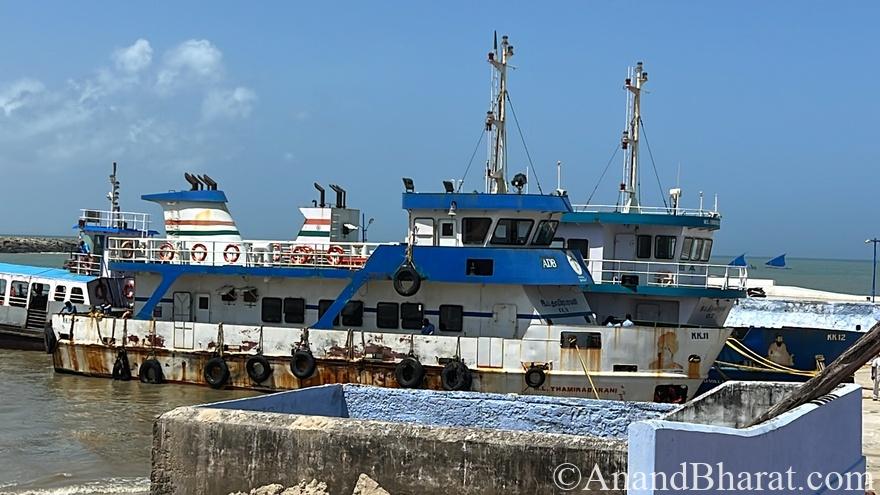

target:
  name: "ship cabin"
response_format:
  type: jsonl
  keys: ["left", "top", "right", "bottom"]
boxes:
{"left": 66, "top": 208, "right": 155, "bottom": 277}
{"left": 556, "top": 200, "right": 747, "bottom": 328}
{"left": 0, "top": 263, "right": 95, "bottom": 334}
{"left": 106, "top": 175, "right": 594, "bottom": 339}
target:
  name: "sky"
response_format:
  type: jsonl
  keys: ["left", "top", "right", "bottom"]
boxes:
{"left": 0, "top": 2, "right": 877, "bottom": 259}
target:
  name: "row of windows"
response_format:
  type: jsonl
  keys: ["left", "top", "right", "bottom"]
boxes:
{"left": 0, "top": 279, "right": 84, "bottom": 307}
{"left": 680, "top": 237, "right": 713, "bottom": 262}
{"left": 260, "top": 298, "right": 464, "bottom": 332}
{"left": 636, "top": 235, "right": 677, "bottom": 260}
{"left": 459, "top": 218, "right": 559, "bottom": 247}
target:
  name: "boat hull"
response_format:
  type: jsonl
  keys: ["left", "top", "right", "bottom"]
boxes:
{"left": 0, "top": 324, "right": 44, "bottom": 351}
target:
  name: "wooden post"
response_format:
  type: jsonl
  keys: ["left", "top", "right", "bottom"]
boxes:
{"left": 747, "top": 321, "right": 880, "bottom": 427}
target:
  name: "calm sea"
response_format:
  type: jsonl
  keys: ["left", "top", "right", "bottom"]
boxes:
{"left": 0, "top": 252, "right": 875, "bottom": 493}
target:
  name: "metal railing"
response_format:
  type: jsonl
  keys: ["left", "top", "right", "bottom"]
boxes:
{"left": 106, "top": 238, "right": 382, "bottom": 270}
{"left": 571, "top": 204, "right": 719, "bottom": 218}
{"left": 79, "top": 209, "right": 152, "bottom": 234}
{"left": 65, "top": 253, "right": 102, "bottom": 276}
{"left": 589, "top": 258, "right": 748, "bottom": 290}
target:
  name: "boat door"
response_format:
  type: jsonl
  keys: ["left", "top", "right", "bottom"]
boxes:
{"left": 25, "top": 281, "right": 50, "bottom": 329}
{"left": 172, "top": 291, "right": 194, "bottom": 349}
{"left": 195, "top": 293, "right": 210, "bottom": 322}
{"left": 437, "top": 219, "right": 456, "bottom": 247}
{"left": 479, "top": 304, "right": 517, "bottom": 367}
{"left": 413, "top": 218, "right": 435, "bottom": 246}
{"left": 612, "top": 234, "right": 637, "bottom": 284}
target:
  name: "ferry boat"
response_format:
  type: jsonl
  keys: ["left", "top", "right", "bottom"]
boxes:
{"left": 49, "top": 37, "right": 732, "bottom": 402}
{"left": 0, "top": 164, "right": 147, "bottom": 350}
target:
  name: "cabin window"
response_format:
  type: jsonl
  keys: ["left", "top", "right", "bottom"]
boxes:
{"left": 531, "top": 220, "right": 559, "bottom": 246}
{"left": 283, "top": 297, "right": 305, "bottom": 324}
{"left": 462, "top": 218, "right": 492, "bottom": 245}
{"left": 490, "top": 218, "right": 534, "bottom": 246}
{"left": 401, "top": 303, "right": 424, "bottom": 330}
{"left": 550, "top": 237, "right": 565, "bottom": 249}
{"left": 466, "top": 259, "right": 494, "bottom": 276}
{"left": 70, "top": 287, "right": 85, "bottom": 304}
{"left": 655, "top": 236, "right": 677, "bottom": 260}
{"left": 342, "top": 300, "right": 364, "bottom": 327}
{"left": 636, "top": 235, "right": 652, "bottom": 259}
{"left": 261, "top": 297, "right": 283, "bottom": 323}
{"left": 9, "top": 281, "right": 28, "bottom": 307}
{"left": 566, "top": 239, "right": 589, "bottom": 259}
{"left": 439, "top": 305, "right": 464, "bottom": 332}
{"left": 53, "top": 285, "right": 67, "bottom": 302}
{"left": 318, "top": 299, "right": 340, "bottom": 326}
{"left": 413, "top": 217, "right": 435, "bottom": 245}
{"left": 700, "top": 239, "right": 713, "bottom": 262}
{"left": 560, "top": 331, "right": 602, "bottom": 349}
{"left": 690, "top": 238, "right": 704, "bottom": 261}
{"left": 0, "top": 279, "right": 6, "bottom": 305}
{"left": 613, "top": 364, "right": 638, "bottom": 372}
{"left": 680, "top": 237, "right": 694, "bottom": 261}
{"left": 440, "top": 221, "right": 454, "bottom": 237}
{"left": 376, "top": 302, "right": 399, "bottom": 329}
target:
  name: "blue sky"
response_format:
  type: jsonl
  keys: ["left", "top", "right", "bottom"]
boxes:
{"left": 0, "top": 2, "right": 877, "bottom": 259}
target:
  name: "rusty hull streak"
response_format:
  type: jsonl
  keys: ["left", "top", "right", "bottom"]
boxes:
{"left": 240, "top": 340, "right": 259, "bottom": 352}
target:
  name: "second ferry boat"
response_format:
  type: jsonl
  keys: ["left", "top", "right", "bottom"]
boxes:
{"left": 49, "top": 36, "right": 736, "bottom": 402}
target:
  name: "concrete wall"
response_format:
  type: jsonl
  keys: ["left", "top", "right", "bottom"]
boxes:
{"left": 628, "top": 382, "right": 866, "bottom": 495}
{"left": 205, "top": 384, "right": 674, "bottom": 439}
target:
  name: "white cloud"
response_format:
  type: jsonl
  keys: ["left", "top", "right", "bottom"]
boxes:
{"left": 201, "top": 86, "right": 256, "bottom": 122}
{"left": 113, "top": 39, "right": 153, "bottom": 73}
{"left": 0, "top": 78, "right": 45, "bottom": 116}
{"left": 157, "top": 39, "right": 223, "bottom": 92}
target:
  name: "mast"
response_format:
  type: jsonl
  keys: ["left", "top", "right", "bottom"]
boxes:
{"left": 108, "top": 162, "right": 121, "bottom": 226}
{"left": 485, "top": 33, "right": 513, "bottom": 194}
{"left": 619, "top": 62, "right": 648, "bottom": 212}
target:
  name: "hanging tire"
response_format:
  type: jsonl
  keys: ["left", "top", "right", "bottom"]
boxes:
{"left": 392, "top": 264, "right": 421, "bottom": 297}
{"left": 246, "top": 355, "right": 272, "bottom": 383}
{"left": 112, "top": 350, "right": 132, "bottom": 381}
{"left": 139, "top": 359, "right": 164, "bottom": 384}
{"left": 394, "top": 357, "right": 425, "bottom": 389}
{"left": 43, "top": 326, "right": 57, "bottom": 354}
{"left": 441, "top": 360, "right": 472, "bottom": 391}
{"left": 290, "top": 349, "right": 317, "bottom": 379}
{"left": 524, "top": 365, "right": 546, "bottom": 389}
{"left": 203, "top": 357, "right": 230, "bottom": 389}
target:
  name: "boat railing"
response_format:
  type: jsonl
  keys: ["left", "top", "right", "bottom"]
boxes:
{"left": 106, "top": 237, "right": 383, "bottom": 270}
{"left": 571, "top": 204, "right": 719, "bottom": 218}
{"left": 79, "top": 209, "right": 152, "bottom": 234}
{"left": 589, "top": 258, "right": 748, "bottom": 290}
{"left": 65, "top": 253, "right": 102, "bottom": 276}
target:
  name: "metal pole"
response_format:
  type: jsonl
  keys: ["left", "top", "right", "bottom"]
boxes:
{"left": 868, "top": 238, "right": 879, "bottom": 303}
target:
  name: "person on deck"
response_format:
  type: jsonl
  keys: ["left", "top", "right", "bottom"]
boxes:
{"left": 78, "top": 240, "right": 90, "bottom": 255}
{"left": 621, "top": 314, "right": 635, "bottom": 327}
{"left": 420, "top": 318, "right": 435, "bottom": 335}
{"left": 60, "top": 301, "right": 77, "bottom": 315}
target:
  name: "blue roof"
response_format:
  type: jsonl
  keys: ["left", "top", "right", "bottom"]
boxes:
{"left": 562, "top": 211, "right": 721, "bottom": 230}
{"left": 0, "top": 262, "right": 96, "bottom": 283}
{"left": 401, "top": 192, "right": 572, "bottom": 213}
{"left": 142, "top": 190, "right": 228, "bottom": 204}
{"left": 74, "top": 225, "right": 159, "bottom": 236}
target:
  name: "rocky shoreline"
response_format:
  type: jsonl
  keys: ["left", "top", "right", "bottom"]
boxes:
{"left": 0, "top": 236, "right": 77, "bottom": 254}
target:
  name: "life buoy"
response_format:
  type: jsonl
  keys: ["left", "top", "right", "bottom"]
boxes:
{"left": 291, "top": 245, "right": 314, "bottom": 265}
{"left": 112, "top": 350, "right": 132, "bottom": 381}
{"left": 191, "top": 243, "right": 208, "bottom": 262}
{"left": 120, "top": 240, "right": 135, "bottom": 259}
{"left": 325, "top": 245, "right": 345, "bottom": 266}
{"left": 123, "top": 280, "right": 135, "bottom": 301}
{"left": 441, "top": 360, "right": 471, "bottom": 391}
{"left": 394, "top": 357, "right": 425, "bottom": 389}
{"left": 246, "top": 355, "right": 272, "bottom": 383}
{"left": 139, "top": 359, "right": 164, "bottom": 384}
{"left": 271, "top": 243, "right": 284, "bottom": 263}
{"left": 290, "top": 349, "right": 317, "bottom": 379}
{"left": 393, "top": 263, "right": 421, "bottom": 297}
{"left": 524, "top": 365, "right": 546, "bottom": 389}
{"left": 158, "top": 242, "right": 176, "bottom": 261}
{"left": 223, "top": 244, "right": 241, "bottom": 263}
{"left": 43, "top": 325, "right": 58, "bottom": 354}
{"left": 203, "top": 357, "right": 230, "bottom": 389}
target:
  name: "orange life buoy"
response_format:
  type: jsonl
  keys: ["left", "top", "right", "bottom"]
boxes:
{"left": 124, "top": 280, "right": 135, "bottom": 300}
{"left": 191, "top": 243, "right": 208, "bottom": 262}
{"left": 158, "top": 242, "right": 176, "bottom": 261}
{"left": 120, "top": 240, "right": 135, "bottom": 259}
{"left": 223, "top": 244, "right": 241, "bottom": 263}
{"left": 326, "top": 245, "right": 345, "bottom": 266}
{"left": 271, "top": 243, "right": 284, "bottom": 263}
{"left": 291, "top": 245, "right": 314, "bottom": 265}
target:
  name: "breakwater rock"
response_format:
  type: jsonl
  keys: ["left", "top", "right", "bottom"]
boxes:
{"left": 0, "top": 236, "right": 77, "bottom": 253}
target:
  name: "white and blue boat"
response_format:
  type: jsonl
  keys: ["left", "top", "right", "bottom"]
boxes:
{"left": 49, "top": 37, "right": 733, "bottom": 402}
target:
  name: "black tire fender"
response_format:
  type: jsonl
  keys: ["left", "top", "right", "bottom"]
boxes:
{"left": 392, "top": 264, "right": 421, "bottom": 297}
{"left": 524, "top": 365, "right": 546, "bottom": 389}
{"left": 112, "top": 350, "right": 132, "bottom": 381}
{"left": 290, "top": 349, "right": 317, "bottom": 380}
{"left": 139, "top": 358, "right": 164, "bottom": 384}
{"left": 394, "top": 356, "right": 425, "bottom": 389}
{"left": 203, "top": 357, "right": 230, "bottom": 389}
{"left": 246, "top": 355, "right": 272, "bottom": 383}
{"left": 441, "top": 360, "right": 472, "bottom": 391}
{"left": 43, "top": 325, "right": 58, "bottom": 354}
